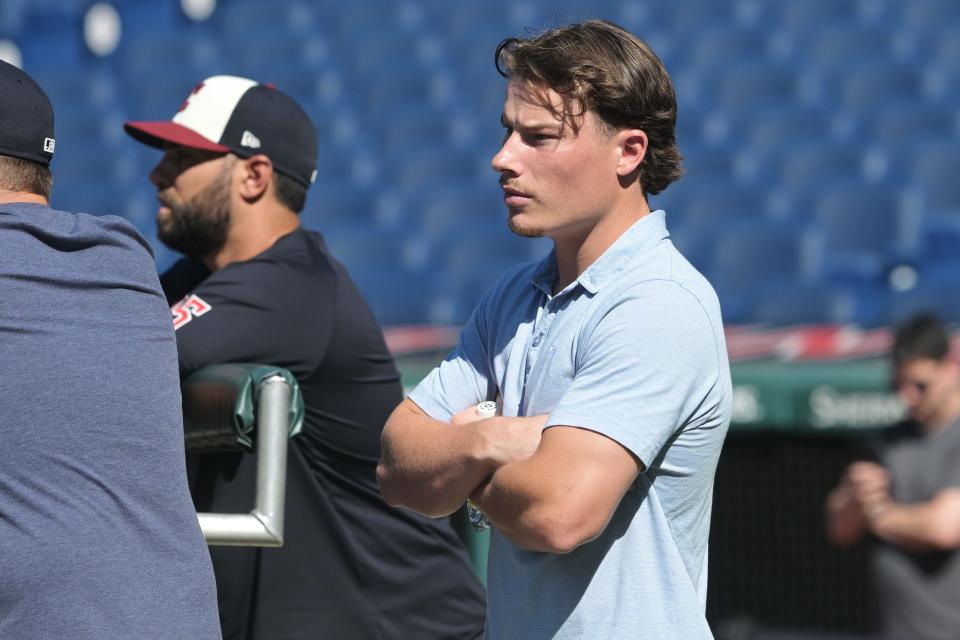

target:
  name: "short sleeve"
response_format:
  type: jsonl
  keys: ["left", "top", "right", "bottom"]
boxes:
{"left": 408, "top": 293, "right": 495, "bottom": 422}
{"left": 545, "top": 280, "right": 722, "bottom": 469}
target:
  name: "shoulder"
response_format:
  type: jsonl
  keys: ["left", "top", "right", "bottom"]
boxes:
{"left": 879, "top": 420, "right": 922, "bottom": 452}
{"left": 591, "top": 276, "right": 720, "bottom": 339}
{"left": 2, "top": 203, "right": 154, "bottom": 259}
{"left": 202, "top": 229, "right": 337, "bottom": 303}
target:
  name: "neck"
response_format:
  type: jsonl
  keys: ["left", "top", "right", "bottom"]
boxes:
{"left": 0, "top": 190, "right": 48, "bottom": 206}
{"left": 204, "top": 203, "right": 300, "bottom": 271}
{"left": 552, "top": 195, "right": 651, "bottom": 293}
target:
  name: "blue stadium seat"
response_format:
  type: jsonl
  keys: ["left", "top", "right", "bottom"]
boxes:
{"left": 216, "top": 1, "right": 318, "bottom": 37}
{"left": 300, "top": 186, "right": 378, "bottom": 231}
{"left": 671, "top": 184, "right": 772, "bottom": 234}
{"left": 361, "top": 69, "right": 458, "bottom": 121}
{"left": 709, "top": 62, "right": 801, "bottom": 110}
{"left": 19, "top": 10, "right": 84, "bottom": 70}
{"left": 679, "top": 26, "right": 771, "bottom": 69}
{"left": 918, "top": 217, "right": 960, "bottom": 272}
{"left": 871, "top": 102, "right": 958, "bottom": 146}
{"left": 707, "top": 220, "right": 815, "bottom": 293}
{"left": 386, "top": 146, "right": 486, "bottom": 193}
{"left": 911, "top": 143, "right": 960, "bottom": 215}
{"left": 885, "top": 279, "right": 960, "bottom": 325}
{"left": 899, "top": 0, "right": 960, "bottom": 30}
{"left": 748, "top": 283, "right": 862, "bottom": 326}
{"left": 738, "top": 106, "right": 848, "bottom": 153}
{"left": 116, "top": 2, "right": 179, "bottom": 41}
{"left": 348, "top": 266, "right": 439, "bottom": 327}
{"left": 806, "top": 26, "right": 895, "bottom": 67}
{"left": 678, "top": 143, "right": 742, "bottom": 186}
{"left": 811, "top": 184, "right": 916, "bottom": 285}
{"left": 219, "top": 33, "right": 332, "bottom": 85}
{"left": 837, "top": 63, "right": 927, "bottom": 111}
{"left": 30, "top": 67, "right": 118, "bottom": 111}
{"left": 322, "top": 226, "right": 407, "bottom": 272}
{"left": 438, "top": 219, "right": 543, "bottom": 276}
{"left": 776, "top": 141, "right": 877, "bottom": 191}
{"left": 776, "top": 0, "right": 882, "bottom": 29}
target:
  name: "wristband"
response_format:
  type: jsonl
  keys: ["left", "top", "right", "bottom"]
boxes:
{"left": 467, "top": 401, "right": 497, "bottom": 531}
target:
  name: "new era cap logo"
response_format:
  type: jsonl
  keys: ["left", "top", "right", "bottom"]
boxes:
{"left": 240, "top": 130, "right": 261, "bottom": 148}
{"left": 43, "top": 138, "right": 55, "bottom": 153}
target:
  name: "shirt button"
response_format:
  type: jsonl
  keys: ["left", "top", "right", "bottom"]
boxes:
{"left": 532, "top": 333, "right": 542, "bottom": 347}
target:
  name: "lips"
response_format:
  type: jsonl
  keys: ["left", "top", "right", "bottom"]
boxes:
{"left": 501, "top": 185, "right": 532, "bottom": 206}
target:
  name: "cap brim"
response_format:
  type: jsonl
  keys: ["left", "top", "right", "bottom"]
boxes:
{"left": 123, "top": 121, "right": 230, "bottom": 153}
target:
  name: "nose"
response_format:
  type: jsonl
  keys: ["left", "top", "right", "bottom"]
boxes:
{"left": 491, "top": 134, "right": 518, "bottom": 175}
{"left": 149, "top": 153, "right": 176, "bottom": 189}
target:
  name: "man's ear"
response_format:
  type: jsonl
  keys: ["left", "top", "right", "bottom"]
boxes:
{"left": 238, "top": 154, "right": 273, "bottom": 202}
{"left": 616, "top": 129, "right": 648, "bottom": 177}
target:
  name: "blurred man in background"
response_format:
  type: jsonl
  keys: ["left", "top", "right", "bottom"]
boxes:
{"left": 0, "top": 60, "right": 221, "bottom": 639}
{"left": 826, "top": 312, "right": 960, "bottom": 639}
{"left": 379, "top": 20, "right": 731, "bottom": 639}
{"left": 125, "top": 76, "right": 485, "bottom": 640}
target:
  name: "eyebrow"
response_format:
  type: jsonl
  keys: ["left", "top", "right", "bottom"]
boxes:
{"left": 500, "top": 113, "right": 560, "bottom": 131}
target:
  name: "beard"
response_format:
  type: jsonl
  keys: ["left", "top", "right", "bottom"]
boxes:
{"left": 156, "top": 169, "right": 232, "bottom": 260}
{"left": 507, "top": 213, "right": 544, "bottom": 238}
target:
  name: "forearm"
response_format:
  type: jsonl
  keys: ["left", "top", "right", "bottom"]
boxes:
{"left": 472, "top": 454, "right": 611, "bottom": 554}
{"left": 378, "top": 403, "right": 496, "bottom": 517}
{"left": 472, "top": 462, "right": 576, "bottom": 553}
{"left": 870, "top": 491, "right": 960, "bottom": 552}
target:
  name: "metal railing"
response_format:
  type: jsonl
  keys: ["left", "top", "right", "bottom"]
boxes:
{"left": 181, "top": 365, "right": 303, "bottom": 547}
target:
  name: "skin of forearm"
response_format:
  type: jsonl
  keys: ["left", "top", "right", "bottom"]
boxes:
{"left": 378, "top": 411, "right": 499, "bottom": 517}
{"left": 472, "top": 456, "right": 607, "bottom": 554}
{"left": 871, "top": 497, "right": 960, "bottom": 552}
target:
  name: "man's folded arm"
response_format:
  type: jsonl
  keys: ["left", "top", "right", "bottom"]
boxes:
{"left": 377, "top": 398, "right": 500, "bottom": 517}
{"left": 378, "top": 398, "right": 547, "bottom": 517}
{"left": 471, "top": 425, "right": 643, "bottom": 554}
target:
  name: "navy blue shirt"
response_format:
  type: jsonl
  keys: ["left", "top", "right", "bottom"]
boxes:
{"left": 162, "top": 227, "right": 485, "bottom": 640}
{"left": 0, "top": 203, "right": 221, "bottom": 639}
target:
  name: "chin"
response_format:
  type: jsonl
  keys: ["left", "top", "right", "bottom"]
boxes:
{"left": 507, "top": 214, "right": 545, "bottom": 238}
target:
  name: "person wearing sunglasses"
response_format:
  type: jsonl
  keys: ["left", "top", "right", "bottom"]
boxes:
{"left": 826, "top": 312, "right": 960, "bottom": 639}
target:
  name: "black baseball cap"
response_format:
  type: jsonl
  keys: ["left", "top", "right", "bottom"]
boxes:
{"left": 124, "top": 75, "right": 318, "bottom": 188}
{"left": 0, "top": 59, "right": 55, "bottom": 166}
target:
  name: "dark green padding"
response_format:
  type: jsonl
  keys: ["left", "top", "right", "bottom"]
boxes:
{"left": 181, "top": 363, "right": 304, "bottom": 452}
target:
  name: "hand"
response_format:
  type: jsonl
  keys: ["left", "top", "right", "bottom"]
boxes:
{"left": 449, "top": 404, "right": 547, "bottom": 467}
{"left": 481, "top": 414, "right": 548, "bottom": 467}
{"left": 844, "top": 461, "right": 891, "bottom": 512}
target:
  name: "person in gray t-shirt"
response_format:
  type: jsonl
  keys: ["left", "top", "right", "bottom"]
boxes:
{"left": 826, "top": 313, "right": 960, "bottom": 639}
{"left": 378, "top": 20, "right": 731, "bottom": 639}
{"left": 0, "top": 60, "right": 220, "bottom": 639}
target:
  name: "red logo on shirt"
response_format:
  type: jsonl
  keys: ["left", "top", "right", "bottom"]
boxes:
{"left": 171, "top": 294, "right": 211, "bottom": 330}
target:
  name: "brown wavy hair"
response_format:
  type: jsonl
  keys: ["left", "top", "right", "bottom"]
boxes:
{"left": 496, "top": 19, "right": 683, "bottom": 196}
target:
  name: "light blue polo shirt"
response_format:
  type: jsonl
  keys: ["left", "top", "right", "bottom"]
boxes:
{"left": 410, "top": 211, "right": 731, "bottom": 639}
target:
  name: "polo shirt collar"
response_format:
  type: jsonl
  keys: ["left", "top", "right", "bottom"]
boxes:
{"left": 529, "top": 210, "right": 670, "bottom": 296}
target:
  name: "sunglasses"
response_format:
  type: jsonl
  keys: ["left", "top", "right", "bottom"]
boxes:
{"left": 893, "top": 378, "right": 932, "bottom": 394}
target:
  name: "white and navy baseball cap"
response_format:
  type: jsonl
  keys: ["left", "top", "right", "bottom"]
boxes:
{"left": 125, "top": 75, "right": 318, "bottom": 187}
{"left": 0, "top": 59, "right": 55, "bottom": 166}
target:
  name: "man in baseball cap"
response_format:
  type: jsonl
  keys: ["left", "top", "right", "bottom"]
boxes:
{"left": 125, "top": 77, "right": 486, "bottom": 639}
{"left": 0, "top": 60, "right": 221, "bottom": 638}
{"left": 124, "top": 75, "right": 319, "bottom": 264}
